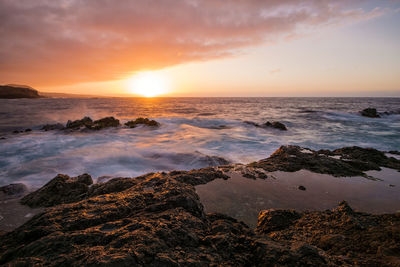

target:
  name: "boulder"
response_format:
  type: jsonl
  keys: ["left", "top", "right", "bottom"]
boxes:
{"left": 91, "top": 117, "right": 120, "bottom": 129}
{"left": 264, "top": 121, "right": 287, "bottom": 131}
{"left": 360, "top": 108, "right": 380, "bottom": 118}
{"left": 20, "top": 173, "right": 93, "bottom": 207}
{"left": 66, "top": 116, "right": 93, "bottom": 129}
{"left": 125, "top": 118, "right": 160, "bottom": 128}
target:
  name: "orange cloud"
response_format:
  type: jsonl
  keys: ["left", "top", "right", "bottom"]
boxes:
{"left": 0, "top": 0, "right": 384, "bottom": 86}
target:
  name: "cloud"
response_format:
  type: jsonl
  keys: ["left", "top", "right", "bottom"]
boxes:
{"left": 0, "top": 0, "right": 385, "bottom": 86}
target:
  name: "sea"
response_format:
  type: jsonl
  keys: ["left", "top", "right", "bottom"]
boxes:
{"left": 0, "top": 97, "right": 399, "bottom": 187}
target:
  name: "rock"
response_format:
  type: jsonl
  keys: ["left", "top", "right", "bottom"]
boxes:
{"left": 257, "top": 201, "right": 400, "bottom": 266}
{"left": 264, "top": 121, "right": 287, "bottom": 131}
{"left": 91, "top": 117, "right": 120, "bottom": 130}
{"left": 1, "top": 171, "right": 399, "bottom": 265}
{"left": 244, "top": 120, "right": 287, "bottom": 130}
{"left": 256, "top": 209, "right": 301, "bottom": 233}
{"left": 170, "top": 167, "right": 230, "bottom": 186}
{"left": 388, "top": 150, "right": 400, "bottom": 156}
{"left": 360, "top": 108, "right": 380, "bottom": 118}
{"left": 41, "top": 123, "right": 65, "bottom": 131}
{"left": 24, "top": 128, "right": 32, "bottom": 132}
{"left": 66, "top": 116, "right": 93, "bottom": 129}
{"left": 65, "top": 116, "right": 120, "bottom": 130}
{"left": 0, "top": 183, "right": 29, "bottom": 200}
{"left": 125, "top": 118, "right": 160, "bottom": 128}
{"left": 88, "top": 177, "right": 139, "bottom": 197}
{"left": 0, "top": 84, "right": 42, "bottom": 99}
{"left": 1, "top": 172, "right": 258, "bottom": 266}
{"left": 20, "top": 173, "right": 93, "bottom": 207}
{"left": 298, "top": 185, "right": 306, "bottom": 191}
{"left": 333, "top": 200, "right": 354, "bottom": 214}
{"left": 248, "top": 145, "right": 400, "bottom": 177}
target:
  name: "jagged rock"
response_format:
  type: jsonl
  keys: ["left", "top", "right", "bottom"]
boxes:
{"left": 125, "top": 118, "right": 160, "bottom": 128}
{"left": 360, "top": 108, "right": 380, "bottom": 118}
{"left": 257, "top": 201, "right": 400, "bottom": 266}
{"left": 66, "top": 116, "right": 93, "bottom": 129}
{"left": 88, "top": 177, "right": 140, "bottom": 197}
{"left": 1, "top": 169, "right": 399, "bottom": 265}
{"left": 256, "top": 209, "right": 302, "bottom": 233}
{"left": 91, "top": 117, "right": 120, "bottom": 129}
{"left": 1, "top": 172, "right": 260, "bottom": 266}
{"left": 65, "top": 116, "right": 120, "bottom": 130}
{"left": 264, "top": 121, "right": 287, "bottom": 131}
{"left": 249, "top": 145, "right": 400, "bottom": 177}
{"left": 0, "top": 183, "right": 29, "bottom": 200}
{"left": 0, "top": 85, "right": 41, "bottom": 99}
{"left": 20, "top": 174, "right": 93, "bottom": 207}
{"left": 41, "top": 123, "right": 65, "bottom": 131}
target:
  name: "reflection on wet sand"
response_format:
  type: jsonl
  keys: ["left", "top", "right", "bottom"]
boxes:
{"left": 196, "top": 168, "right": 400, "bottom": 227}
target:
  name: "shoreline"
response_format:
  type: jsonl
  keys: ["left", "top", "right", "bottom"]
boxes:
{"left": 0, "top": 145, "right": 399, "bottom": 265}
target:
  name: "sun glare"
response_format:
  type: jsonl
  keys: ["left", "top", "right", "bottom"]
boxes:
{"left": 126, "top": 72, "right": 169, "bottom": 97}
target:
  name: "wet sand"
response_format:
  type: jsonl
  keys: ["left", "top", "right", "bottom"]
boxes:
{"left": 196, "top": 168, "right": 400, "bottom": 227}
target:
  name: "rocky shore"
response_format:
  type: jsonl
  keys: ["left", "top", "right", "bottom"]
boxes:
{"left": 0, "top": 145, "right": 399, "bottom": 266}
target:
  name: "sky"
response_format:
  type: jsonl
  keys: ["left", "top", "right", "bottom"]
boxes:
{"left": 1, "top": 0, "right": 399, "bottom": 97}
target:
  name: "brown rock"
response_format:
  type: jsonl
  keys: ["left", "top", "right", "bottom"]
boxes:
{"left": 66, "top": 116, "right": 93, "bottom": 129}
{"left": 256, "top": 209, "right": 301, "bottom": 234}
{"left": 249, "top": 145, "right": 400, "bottom": 177}
{"left": 125, "top": 118, "right": 160, "bottom": 128}
{"left": 20, "top": 173, "right": 93, "bottom": 207}
{"left": 91, "top": 117, "right": 120, "bottom": 129}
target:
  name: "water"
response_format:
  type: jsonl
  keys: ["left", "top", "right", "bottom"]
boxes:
{"left": 196, "top": 168, "right": 400, "bottom": 227}
{"left": 0, "top": 97, "right": 399, "bottom": 187}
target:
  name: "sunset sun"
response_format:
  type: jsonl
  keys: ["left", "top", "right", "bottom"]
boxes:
{"left": 126, "top": 72, "right": 169, "bottom": 97}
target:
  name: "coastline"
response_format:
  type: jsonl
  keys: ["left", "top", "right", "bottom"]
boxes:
{"left": 0, "top": 145, "right": 399, "bottom": 265}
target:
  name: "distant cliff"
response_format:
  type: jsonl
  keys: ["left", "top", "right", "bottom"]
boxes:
{"left": 0, "top": 84, "right": 42, "bottom": 99}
